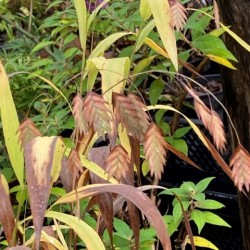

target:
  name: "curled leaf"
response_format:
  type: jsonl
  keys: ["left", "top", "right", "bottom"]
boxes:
{"left": 230, "top": 144, "right": 250, "bottom": 192}
{"left": 144, "top": 123, "right": 166, "bottom": 179}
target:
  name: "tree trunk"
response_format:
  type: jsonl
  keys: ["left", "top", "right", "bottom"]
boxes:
{"left": 216, "top": 1, "right": 250, "bottom": 249}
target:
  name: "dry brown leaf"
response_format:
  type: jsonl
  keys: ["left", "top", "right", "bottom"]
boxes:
{"left": 169, "top": 0, "right": 187, "bottom": 31}
{"left": 0, "top": 175, "right": 15, "bottom": 246}
{"left": 144, "top": 123, "right": 167, "bottom": 179}
{"left": 88, "top": 147, "right": 113, "bottom": 242}
{"left": 17, "top": 118, "right": 42, "bottom": 150}
{"left": 230, "top": 144, "right": 250, "bottom": 192}
{"left": 104, "top": 145, "right": 131, "bottom": 182}
{"left": 24, "top": 136, "right": 65, "bottom": 249}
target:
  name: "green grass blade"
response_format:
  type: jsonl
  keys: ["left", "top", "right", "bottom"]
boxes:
{"left": 0, "top": 61, "right": 24, "bottom": 187}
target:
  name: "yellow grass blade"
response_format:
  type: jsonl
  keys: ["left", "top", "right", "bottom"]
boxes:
{"left": 0, "top": 61, "right": 24, "bottom": 187}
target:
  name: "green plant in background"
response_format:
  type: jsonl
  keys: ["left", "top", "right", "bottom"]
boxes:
{"left": 161, "top": 177, "right": 230, "bottom": 249}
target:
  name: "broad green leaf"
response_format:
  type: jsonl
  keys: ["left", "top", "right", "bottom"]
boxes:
{"left": 180, "top": 181, "right": 196, "bottom": 194}
{"left": 194, "top": 193, "right": 205, "bottom": 202}
{"left": 173, "top": 126, "right": 191, "bottom": 139}
{"left": 147, "top": 0, "right": 178, "bottom": 70}
{"left": 53, "top": 183, "right": 171, "bottom": 249}
{"left": 173, "top": 201, "right": 190, "bottom": 223}
{"left": 204, "top": 211, "right": 231, "bottom": 227}
{"left": 149, "top": 78, "right": 164, "bottom": 105}
{"left": 198, "top": 199, "right": 225, "bottom": 210}
{"left": 46, "top": 211, "right": 105, "bottom": 250}
{"left": 113, "top": 218, "right": 133, "bottom": 239}
{"left": 207, "top": 54, "right": 237, "bottom": 70}
{"left": 187, "top": 236, "right": 219, "bottom": 250}
{"left": 89, "top": 32, "right": 131, "bottom": 58}
{"left": 191, "top": 209, "right": 206, "bottom": 234}
{"left": 172, "top": 139, "right": 188, "bottom": 156}
{"left": 190, "top": 8, "right": 250, "bottom": 52}
{"left": 192, "top": 35, "right": 237, "bottom": 61}
{"left": 135, "top": 20, "right": 155, "bottom": 52}
{"left": 89, "top": 57, "right": 130, "bottom": 104}
{"left": 140, "top": 0, "right": 152, "bottom": 21}
{"left": 0, "top": 61, "right": 24, "bottom": 187}
{"left": 195, "top": 177, "right": 215, "bottom": 194}
{"left": 30, "top": 41, "right": 55, "bottom": 55}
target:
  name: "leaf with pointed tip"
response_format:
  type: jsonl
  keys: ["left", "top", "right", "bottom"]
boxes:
{"left": 147, "top": 0, "right": 178, "bottom": 71}
{"left": 17, "top": 118, "right": 42, "bottom": 150}
{"left": 0, "top": 60, "right": 24, "bottom": 187}
{"left": 24, "top": 136, "right": 65, "bottom": 248}
{"left": 53, "top": 183, "right": 171, "bottom": 249}
{"left": 230, "top": 144, "right": 250, "bottom": 192}
{"left": 0, "top": 175, "right": 16, "bottom": 246}
{"left": 144, "top": 123, "right": 166, "bottom": 179}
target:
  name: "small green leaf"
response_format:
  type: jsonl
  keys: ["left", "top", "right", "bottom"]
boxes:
{"left": 173, "top": 201, "right": 189, "bottom": 223}
{"left": 172, "top": 139, "right": 188, "bottom": 156}
{"left": 195, "top": 177, "right": 215, "bottom": 194}
{"left": 160, "top": 188, "right": 189, "bottom": 197}
{"left": 198, "top": 199, "right": 225, "bottom": 210}
{"left": 191, "top": 209, "right": 206, "bottom": 234}
{"left": 31, "top": 41, "right": 55, "bottom": 55}
{"left": 142, "top": 159, "right": 150, "bottom": 177}
{"left": 194, "top": 193, "right": 206, "bottom": 202}
{"left": 149, "top": 78, "right": 164, "bottom": 106}
{"left": 180, "top": 181, "right": 196, "bottom": 195}
{"left": 114, "top": 218, "right": 133, "bottom": 239}
{"left": 173, "top": 126, "right": 191, "bottom": 138}
{"left": 204, "top": 211, "right": 231, "bottom": 227}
